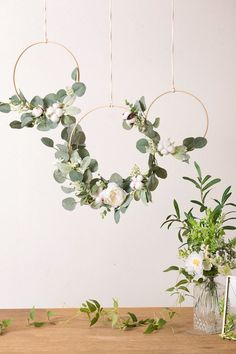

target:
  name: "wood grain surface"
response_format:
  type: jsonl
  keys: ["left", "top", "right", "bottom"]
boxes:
{"left": 0, "top": 307, "right": 234, "bottom": 354}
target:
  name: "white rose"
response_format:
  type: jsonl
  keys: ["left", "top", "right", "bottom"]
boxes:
{"left": 103, "top": 183, "right": 127, "bottom": 208}
{"left": 32, "top": 107, "right": 43, "bottom": 118}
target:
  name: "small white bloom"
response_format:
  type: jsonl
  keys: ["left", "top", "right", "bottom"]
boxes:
{"left": 32, "top": 107, "right": 43, "bottom": 118}
{"left": 46, "top": 106, "right": 54, "bottom": 116}
{"left": 50, "top": 113, "right": 60, "bottom": 123}
{"left": 158, "top": 138, "right": 176, "bottom": 156}
{"left": 52, "top": 103, "right": 61, "bottom": 110}
{"left": 185, "top": 252, "right": 204, "bottom": 277}
{"left": 130, "top": 175, "right": 144, "bottom": 190}
{"left": 103, "top": 183, "right": 127, "bottom": 208}
{"left": 55, "top": 108, "right": 64, "bottom": 117}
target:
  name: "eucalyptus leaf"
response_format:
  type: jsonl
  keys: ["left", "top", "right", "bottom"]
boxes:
{"left": 10, "top": 120, "right": 22, "bottom": 129}
{"left": 81, "top": 156, "right": 91, "bottom": 172}
{"left": 30, "top": 96, "right": 44, "bottom": 107}
{"left": 89, "top": 159, "right": 99, "bottom": 172}
{"left": 0, "top": 103, "right": 11, "bottom": 113}
{"left": 61, "top": 115, "right": 76, "bottom": 126}
{"left": 136, "top": 138, "right": 149, "bottom": 153}
{"left": 122, "top": 119, "right": 132, "bottom": 130}
{"left": 62, "top": 197, "right": 77, "bottom": 211}
{"left": 72, "top": 82, "right": 86, "bottom": 97}
{"left": 65, "top": 106, "right": 80, "bottom": 116}
{"left": 114, "top": 209, "right": 120, "bottom": 224}
{"left": 44, "top": 93, "right": 57, "bottom": 107}
{"left": 21, "top": 116, "right": 33, "bottom": 127}
{"left": 147, "top": 174, "right": 159, "bottom": 191}
{"left": 61, "top": 186, "right": 75, "bottom": 194}
{"left": 69, "top": 170, "right": 83, "bottom": 182}
{"left": 109, "top": 173, "right": 123, "bottom": 186}
{"left": 194, "top": 137, "right": 207, "bottom": 149}
{"left": 41, "top": 137, "right": 54, "bottom": 147}
{"left": 153, "top": 117, "right": 160, "bottom": 128}
{"left": 57, "top": 89, "right": 67, "bottom": 102}
{"left": 153, "top": 166, "right": 167, "bottom": 179}
{"left": 53, "top": 169, "right": 66, "bottom": 183}
{"left": 71, "top": 67, "right": 79, "bottom": 81}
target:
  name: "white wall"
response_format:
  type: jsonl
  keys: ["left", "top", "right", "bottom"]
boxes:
{"left": 0, "top": 0, "right": 235, "bottom": 308}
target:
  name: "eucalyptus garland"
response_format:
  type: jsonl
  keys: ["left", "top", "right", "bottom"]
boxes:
{"left": 0, "top": 68, "right": 85, "bottom": 131}
{"left": 42, "top": 96, "right": 207, "bottom": 223}
{"left": 0, "top": 75, "right": 207, "bottom": 223}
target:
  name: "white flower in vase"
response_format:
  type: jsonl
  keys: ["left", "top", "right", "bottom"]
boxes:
{"left": 185, "top": 252, "right": 204, "bottom": 278}
{"left": 158, "top": 138, "right": 176, "bottom": 156}
{"left": 130, "top": 175, "right": 144, "bottom": 190}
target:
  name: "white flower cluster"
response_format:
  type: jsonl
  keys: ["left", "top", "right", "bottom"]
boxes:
{"left": 130, "top": 175, "right": 144, "bottom": 190}
{"left": 158, "top": 138, "right": 176, "bottom": 156}
{"left": 46, "top": 103, "right": 64, "bottom": 123}
{"left": 32, "top": 102, "right": 65, "bottom": 123}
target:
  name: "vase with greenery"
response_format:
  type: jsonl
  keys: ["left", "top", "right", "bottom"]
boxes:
{"left": 162, "top": 162, "right": 236, "bottom": 334}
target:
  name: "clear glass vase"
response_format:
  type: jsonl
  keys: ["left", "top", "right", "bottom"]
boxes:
{"left": 193, "top": 277, "right": 224, "bottom": 334}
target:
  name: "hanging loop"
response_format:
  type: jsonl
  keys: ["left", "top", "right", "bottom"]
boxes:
{"left": 146, "top": 90, "right": 209, "bottom": 137}
{"left": 13, "top": 41, "right": 80, "bottom": 97}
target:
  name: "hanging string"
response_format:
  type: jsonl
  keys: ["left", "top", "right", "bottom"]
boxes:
{"left": 44, "top": 0, "right": 48, "bottom": 43}
{"left": 109, "top": 0, "right": 113, "bottom": 106}
{"left": 171, "top": 0, "right": 175, "bottom": 92}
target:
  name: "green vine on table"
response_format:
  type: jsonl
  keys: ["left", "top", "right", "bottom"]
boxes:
{"left": 80, "top": 299, "right": 175, "bottom": 334}
{"left": 27, "top": 307, "right": 57, "bottom": 327}
{"left": 0, "top": 319, "right": 11, "bottom": 335}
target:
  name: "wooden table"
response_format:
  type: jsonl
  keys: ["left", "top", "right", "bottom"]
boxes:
{"left": 0, "top": 308, "right": 234, "bottom": 354}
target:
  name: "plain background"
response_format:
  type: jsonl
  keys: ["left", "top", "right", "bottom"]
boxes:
{"left": 0, "top": 0, "right": 235, "bottom": 308}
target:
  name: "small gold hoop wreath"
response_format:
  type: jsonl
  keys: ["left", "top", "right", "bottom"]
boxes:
{"left": 146, "top": 90, "right": 209, "bottom": 138}
{"left": 13, "top": 41, "right": 80, "bottom": 97}
{"left": 68, "top": 105, "right": 127, "bottom": 149}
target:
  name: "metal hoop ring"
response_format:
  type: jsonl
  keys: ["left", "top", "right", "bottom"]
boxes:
{"left": 68, "top": 104, "right": 127, "bottom": 149}
{"left": 146, "top": 90, "right": 209, "bottom": 137}
{"left": 13, "top": 41, "right": 80, "bottom": 97}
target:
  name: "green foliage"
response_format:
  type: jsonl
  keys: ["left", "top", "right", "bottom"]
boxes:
{"left": 0, "top": 103, "right": 11, "bottom": 113}
{"left": 80, "top": 299, "right": 175, "bottom": 334}
{"left": 62, "top": 197, "right": 77, "bottom": 211}
{"left": 27, "top": 307, "right": 56, "bottom": 328}
{"left": 0, "top": 319, "right": 11, "bottom": 335}
{"left": 72, "top": 82, "right": 86, "bottom": 97}
{"left": 41, "top": 137, "right": 54, "bottom": 148}
{"left": 162, "top": 162, "right": 236, "bottom": 303}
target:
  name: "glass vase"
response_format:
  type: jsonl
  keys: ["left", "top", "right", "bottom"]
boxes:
{"left": 193, "top": 277, "right": 224, "bottom": 334}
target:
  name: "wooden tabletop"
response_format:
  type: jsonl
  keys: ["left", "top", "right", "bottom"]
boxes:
{"left": 0, "top": 307, "right": 234, "bottom": 354}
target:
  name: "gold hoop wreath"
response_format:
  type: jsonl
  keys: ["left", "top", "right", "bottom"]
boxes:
{"left": 39, "top": 94, "right": 209, "bottom": 223}
{"left": 13, "top": 41, "right": 80, "bottom": 96}
{"left": 146, "top": 89, "right": 209, "bottom": 137}
{"left": 0, "top": 40, "right": 85, "bottom": 132}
